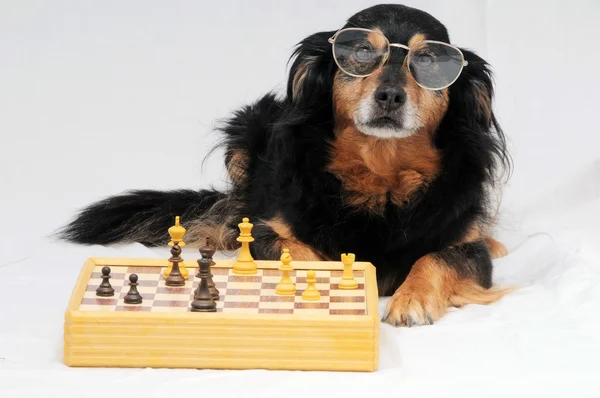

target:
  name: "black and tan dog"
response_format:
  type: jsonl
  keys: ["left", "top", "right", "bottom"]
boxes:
{"left": 59, "top": 4, "right": 512, "bottom": 327}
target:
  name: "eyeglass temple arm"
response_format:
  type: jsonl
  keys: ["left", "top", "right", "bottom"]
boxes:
{"left": 328, "top": 28, "right": 342, "bottom": 43}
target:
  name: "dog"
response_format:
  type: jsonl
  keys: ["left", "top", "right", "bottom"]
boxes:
{"left": 58, "top": 4, "right": 512, "bottom": 327}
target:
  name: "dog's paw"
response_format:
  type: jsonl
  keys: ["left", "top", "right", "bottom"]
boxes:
{"left": 381, "top": 277, "right": 446, "bottom": 327}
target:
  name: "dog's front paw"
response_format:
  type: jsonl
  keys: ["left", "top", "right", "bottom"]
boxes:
{"left": 381, "top": 277, "right": 446, "bottom": 327}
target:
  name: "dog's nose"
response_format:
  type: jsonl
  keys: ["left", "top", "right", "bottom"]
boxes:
{"left": 374, "top": 85, "right": 406, "bottom": 111}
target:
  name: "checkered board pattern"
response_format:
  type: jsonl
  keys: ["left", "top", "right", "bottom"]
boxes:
{"left": 79, "top": 265, "right": 368, "bottom": 316}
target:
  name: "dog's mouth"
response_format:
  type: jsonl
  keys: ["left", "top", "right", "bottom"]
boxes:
{"left": 365, "top": 116, "right": 403, "bottom": 129}
{"left": 353, "top": 96, "right": 422, "bottom": 139}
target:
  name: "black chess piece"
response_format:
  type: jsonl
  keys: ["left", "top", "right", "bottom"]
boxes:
{"left": 165, "top": 242, "right": 186, "bottom": 286}
{"left": 96, "top": 266, "right": 115, "bottom": 297}
{"left": 196, "top": 237, "right": 219, "bottom": 300}
{"left": 124, "top": 274, "right": 143, "bottom": 304}
{"left": 191, "top": 246, "right": 217, "bottom": 312}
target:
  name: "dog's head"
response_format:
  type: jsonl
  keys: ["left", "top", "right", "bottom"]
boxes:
{"left": 287, "top": 4, "right": 499, "bottom": 142}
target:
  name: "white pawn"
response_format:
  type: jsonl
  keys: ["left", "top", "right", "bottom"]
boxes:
{"left": 276, "top": 248, "right": 296, "bottom": 295}
{"left": 302, "top": 270, "right": 320, "bottom": 300}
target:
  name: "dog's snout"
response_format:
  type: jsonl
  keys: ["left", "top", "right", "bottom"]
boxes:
{"left": 374, "top": 85, "right": 406, "bottom": 111}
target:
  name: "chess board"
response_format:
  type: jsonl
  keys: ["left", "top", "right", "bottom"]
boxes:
{"left": 80, "top": 266, "right": 367, "bottom": 315}
{"left": 64, "top": 257, "right": 380, "bottom": 372}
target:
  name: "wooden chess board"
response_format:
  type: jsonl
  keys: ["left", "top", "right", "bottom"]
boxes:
{"left": 64, "top": 257, "right": 380, "bottom": 372}
{"left": 80, "top": 265, "right": 368, "bottom": 315}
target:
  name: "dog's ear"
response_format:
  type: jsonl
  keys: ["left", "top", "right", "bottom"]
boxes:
{"left": 448, "top": 49, "right": 498, "bottom": 132}
{"left": 287, "top": 31, "right": 337, "bottom": 107}
{"left": 445, "top": 48, "right": 511, "bottom": 181}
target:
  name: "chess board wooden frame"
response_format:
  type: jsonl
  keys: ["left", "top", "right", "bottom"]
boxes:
{"left": 64, "top": 257, "right": 380, "bottom": 372}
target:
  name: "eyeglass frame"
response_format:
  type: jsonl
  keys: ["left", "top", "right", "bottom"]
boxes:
{"left": 327, "top": 27, "right": 469, "bottom": 90}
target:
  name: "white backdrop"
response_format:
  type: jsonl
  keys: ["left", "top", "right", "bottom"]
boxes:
{"left": 2, "top": 0, "right": 599, "bottom": 250}
{"left": 1, "top": 1, "right": 600, "bottom": 397}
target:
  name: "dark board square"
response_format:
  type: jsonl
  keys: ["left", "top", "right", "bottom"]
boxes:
{"left": 261, "top": 282, "right": 277, "bottom": 290}
{"left": 294, "top": 302, "right": 329, "bottom": 310}
{"left": 329, "top": 309, "right": 366, "bottom": 315}
{"left": 211, "top": 268, "right": 230, "bottom": 276}
{"left": 137, "top": 280, "right": 160, "bottom": 287}
{"left": 223, "top": 301, "right": 259, "bottom": 309}
{"left": 156, "top": 287, "right": 191, "bottom": 295}
{"left": 225, "top": 289, "right": 261, "bottom": 296}
{"left": 153, "top": 300, "right": 189, "bottom": 308}
{"left": 260, "top": 295, "right": 295, "bottom": 302}
{"left": 116, "top": 305, "right": 152, "bottom": 312}
{"left": 262, "top": 269, "right": 296, "bottom": 277}
{"left": 330, "top": 296, "right": 365, "bottom": 303}
{"left": 258, "top": 308, "right": 294, "bottom": 314}
{"left": 81, "top": 298, "right": 117, "bottom": 306}
{"left": 228, "top": 275, "right": 262, "bottom": 283}
{"left": 127, "top": 266, "right": 162, "bottom": 274}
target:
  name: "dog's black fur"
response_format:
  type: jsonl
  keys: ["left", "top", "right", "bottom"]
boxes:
{"left": 58, "top": 4, "right": 511, "bottom": 326}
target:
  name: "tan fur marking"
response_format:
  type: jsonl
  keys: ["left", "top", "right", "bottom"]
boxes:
{"left": 266, "top": 216, "right": 293, "bottom": 240}
{"left": 292, "top": 57, "right": 317, "bottom": 101}
{"left": 404, "top": 66, "right": 450, "bottom": 131}
{"left": 327, "top": 124, "right": 441, "bottom": 213}
{"left": 277, "top": 240, "right": 326, "bottom": 261}
{"left": 265, "top": 216, "right": 326, "bottom": 261}
{"left": 383, "top": 254, "right": 512, "bottom": 326}
{"left": 485, "top": 236, "right": 509, "bottom": 259}
{"left": 457, "top": 223, "right": 482, "bottom": 245}
{"left": 227, "top": 150, "right": 248, "bottom": 184}
{"left": 333, "top": 68, "right": 384, "bottom": 122}
{"left": 184, "top": 221, "right": 237, "bottom": 251}
{"left": 473, "top": 80, "right": 492, "bottom": 125}
{"left": 408, "top": 33, "right": 427, "bottom": 46}
{"left": 367, "top": 28, "right": 388, "bottom": 50}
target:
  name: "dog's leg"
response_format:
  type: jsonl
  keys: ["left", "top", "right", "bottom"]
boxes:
{"left": 249, "top": 218, "right": 327, "bottom": 261}
{"left": 485, "top": 236, "right": 508, "bottom": 259}
{"left": 382, "top": 240, "right": 511, "bottom": 327}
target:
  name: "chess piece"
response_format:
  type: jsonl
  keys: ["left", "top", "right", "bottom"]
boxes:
{"left": 339, "top": 253, "right": 358, "bottom": 290}
{"left": 96, "top": 266, "right": 115, "bottom": 296}
{"left": 301, "top": 270, "right": 320, "bottom": 300}
{"left": 163, "top": 216, "right": 189, "bottom": 279}
{"left": 232, "top": 217, "right": 257, "bottom": 274}
{"left": 165, "top": 241, "right": 186, "bottom": 286}
{"left": 191, "top": 246, "right": 217, "bottom": 312}
{"left": 124, "top": 274, "right": 143, "bottom": 304}
{"left": 275, "top": 248, "right": 296, "bottom": 295}
{"left": 196, "top": 237, "right": 219, "bottom": 300}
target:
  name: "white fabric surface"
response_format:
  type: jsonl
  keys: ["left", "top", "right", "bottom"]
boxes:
{"left": 1, "top": 0, "right": 600, "bottom": 397}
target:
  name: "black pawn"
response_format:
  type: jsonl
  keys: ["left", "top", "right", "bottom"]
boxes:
{"left": 166, "top": 242, "right": 186, "bottom": 286}
{"left": 124, "top": 274, "right": 143, "bottom": 304}
{"left": 191, "top": 250, "right": 216, "bottom": 312}
{"left": 196, "top": 237, "right": 219, "bottom": 300}
{"left": 96, "top": 266, "right": 115, "bottom": 297}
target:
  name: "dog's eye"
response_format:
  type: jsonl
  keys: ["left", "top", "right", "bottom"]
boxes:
{"left": 353, "top": 45, "right": 378, "bottom": 63}
{"left": 414, "top": 53, "right": 435, "bottom": 67}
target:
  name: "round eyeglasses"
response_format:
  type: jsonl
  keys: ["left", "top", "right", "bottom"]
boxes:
{"left": 328, "top": 28, "right": 468, "bottom": 91}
